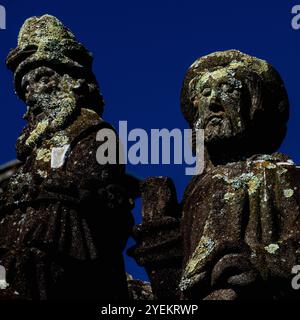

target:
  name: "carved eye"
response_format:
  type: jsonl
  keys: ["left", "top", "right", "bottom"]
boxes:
{"left": 39, "top": 76, "right": 50, "bottom": 84}
{"left": 202, "top": 88, "right": 211, "bottom": 97}
{"left": 35, "top": 70, "right": 55, "bottom": 83}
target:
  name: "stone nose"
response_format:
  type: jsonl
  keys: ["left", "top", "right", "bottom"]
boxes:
{"left": 208, "top": 90, "right": 223, "bottom": 111}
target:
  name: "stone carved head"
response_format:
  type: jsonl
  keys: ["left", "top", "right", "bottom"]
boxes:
{"left": 6, "top": 15, "right": 104, "bottom": 122}
{"left": 6, "top": 15, "right": 105, "bottom": 160}
{"left": 181, "top": 50, "right": 289, "bottom": 163}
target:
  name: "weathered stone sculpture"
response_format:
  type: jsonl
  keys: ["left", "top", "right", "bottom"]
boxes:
{"left": 0, "top": 15, "right": 134, "bottom": 299}
{"left": 131, "top": 50, "right": 300, "bottom": 300}
{"left": 0, "top": 160, "right": 22, "bottom": 195}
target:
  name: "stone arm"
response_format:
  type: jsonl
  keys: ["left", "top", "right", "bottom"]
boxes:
{"left": 128, "top": 177, "right": 183, "bottom": 300}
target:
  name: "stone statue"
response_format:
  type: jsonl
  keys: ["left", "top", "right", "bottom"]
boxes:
{"left": 0, "top": 15, "right": 134, "bottom": 300}
{"left": 130, "top": 50, "right": 300, "bottom": 300}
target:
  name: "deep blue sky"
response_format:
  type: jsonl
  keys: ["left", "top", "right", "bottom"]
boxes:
{"left": 1, "top": 1, "right": 300, "bottom": 281}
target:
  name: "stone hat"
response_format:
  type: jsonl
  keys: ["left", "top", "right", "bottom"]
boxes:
{"left": 6, "top": 15, "right": 95, "bottom": 100}
{"left": 180, "top": 50, "right": 289, "bottom": 153}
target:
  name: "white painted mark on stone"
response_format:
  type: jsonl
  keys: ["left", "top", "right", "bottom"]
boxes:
{"left": 51, "top": 145, "right": 70, "bottom": 169}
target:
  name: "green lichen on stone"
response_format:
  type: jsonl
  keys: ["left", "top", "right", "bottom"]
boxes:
{"left": 230, "top": 172, "right": 262, "bottom": 195}
{"left": 18, "top": 14, "right": 75, "bottom": 48}
{"left": 184, "top": 236, "right": 215, "bottom": 275}
{"left": 52, "top": 133, "right": 69, "bottom": 147}
{"left": 247, "top": 175, "right": 262, "bottom": 195}
{"left": 213, "top": 171, "right": 263, "bottom": 197}
{"left": 51, "top": 96, "right": 77, "bottom": 130}
{"left": 189, "top": 50, "right": 270, "bottom": 79}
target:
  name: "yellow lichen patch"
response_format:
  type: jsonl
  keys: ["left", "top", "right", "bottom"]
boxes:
{"left": 189, "top": 50, "right": 269, "bottom": 77}
{"left": 36, "top": 148, "right": 51, "bottom": 162}
{"left": 213, "top": 171, "right": 262, "bottom": 196}
{"left": 25, "top": 119, "right": 49, "bottom": 147}
{"left": 184, "top": 236, "right": 215, "bottom": 275}
{"left": 51, "top": 97, "right": 76, "bottom": 129}
{"left": 253, "top": 160, "right": 277, "bottom": 170}
{"left": 18, "top": 15, "right": 75, "bottom": 48}
{"left": 266, "top": 163, "right": 277, "bottom": 169}
{"left": 247, "top": 175, "right": 262, "bottom": 195}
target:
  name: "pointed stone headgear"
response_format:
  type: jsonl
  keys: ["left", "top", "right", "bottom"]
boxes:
{"left": 6, "top": 15, "right": 98, "bottom": 102}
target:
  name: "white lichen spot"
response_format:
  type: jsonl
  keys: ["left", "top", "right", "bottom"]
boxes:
{"left": 224, "top": 192, "right": 235, "bottom": 202}
{"left": 194, "top": 118, "right": 202, "bottom": 130}
{"left": 264, "top": 243, "right": 279, "bottom": 254}
{"left": 37, "top": 170, "right": 47, "bottom": 178}
{"left": 283, "top": 189, "right": 294, "bottom": 198}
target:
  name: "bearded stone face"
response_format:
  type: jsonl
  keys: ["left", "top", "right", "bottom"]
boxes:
{"left": 21, "top": 67, "right": 79, "bottom": 122}
{"left": 192, "top": 68, "right": 248, "bottom": 146}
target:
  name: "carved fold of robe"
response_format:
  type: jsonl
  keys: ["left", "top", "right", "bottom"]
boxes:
{"left": 180, "top": 153, "right": 300, "bottom": 300}
{"left": 0, "top": 109, "right": 134, "bottom": 300}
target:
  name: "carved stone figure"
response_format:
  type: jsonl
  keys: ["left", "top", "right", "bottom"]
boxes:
{"left": 0, "top": 15, "right": 134, "bottom": 300}
{"left": 130, "top": 50, "right": 300, "bottom": 300}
